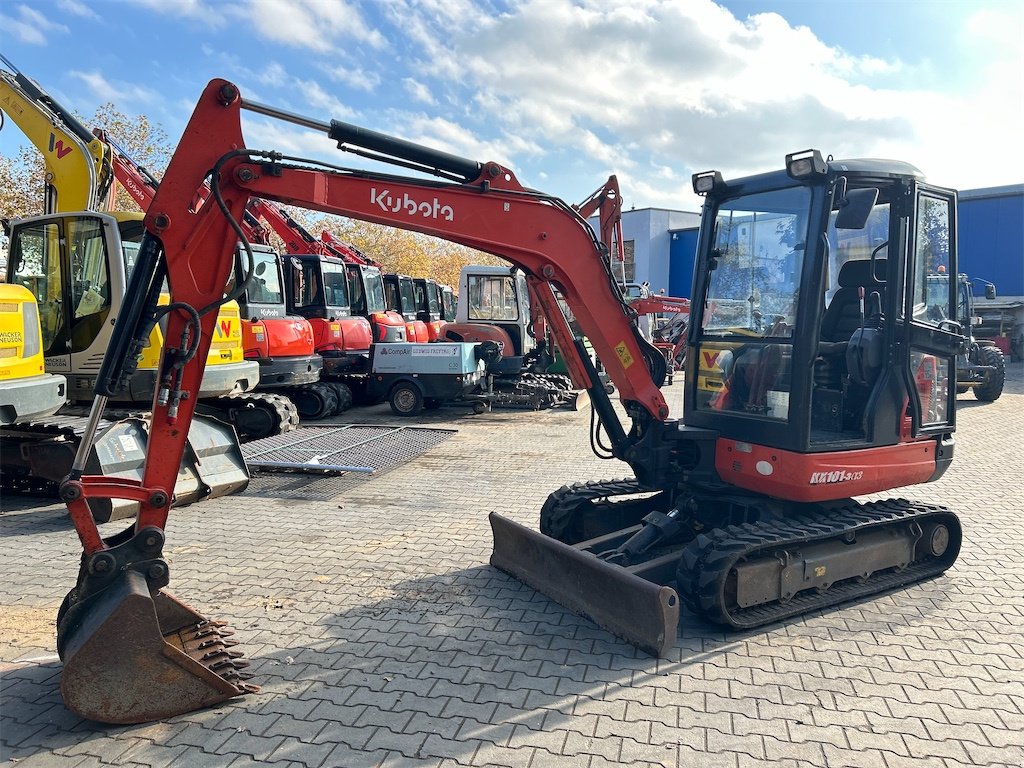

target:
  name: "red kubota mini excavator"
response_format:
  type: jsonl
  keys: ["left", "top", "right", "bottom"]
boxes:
{"left": 55, "top": 80, "right": 965, "bottom": 724}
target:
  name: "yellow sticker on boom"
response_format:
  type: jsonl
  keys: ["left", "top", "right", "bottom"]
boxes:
{"left": 614, "top": 341, "right": 634, "bottom": 369}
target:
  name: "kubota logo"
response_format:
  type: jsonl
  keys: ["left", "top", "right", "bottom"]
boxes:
{"left": 371, "top": 188, "right": 454, "bottom": 221}
{"left": 121, "top": 175, "right": 147, "bottom": 203}
{"left": 49, "top": 133, "right": 74, "bottom": 159}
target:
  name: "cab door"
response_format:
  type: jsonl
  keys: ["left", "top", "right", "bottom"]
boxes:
{"left": 903, "top": 185, "right": 963, "bottom": 435}
{"left": 8, "top": 213, "right": 117, "bottom": 394}
{"left": 8, "top": 215, "right": 72, "bottom": 373}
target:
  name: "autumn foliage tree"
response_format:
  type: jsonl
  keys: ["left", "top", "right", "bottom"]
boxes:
{"left": 0, "top": 102, "right": 171, "bottom": 219}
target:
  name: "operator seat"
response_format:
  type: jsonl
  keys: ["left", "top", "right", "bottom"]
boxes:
{"left": 820, "top": 258, "right": 887, "bottom": 344}
{"left": 813, "top": 258, "right": 889, "bottom": 437}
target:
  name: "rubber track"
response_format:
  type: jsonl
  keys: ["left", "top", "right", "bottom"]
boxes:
{"left": 532, "top": 373, "right": 573, "bottom": 390}
{"left": 203, "top": 392, "right": 298, "bottom": 441}
{"left": 677, "top": 498, "right": 960, "bottom": 629}
{"left": 540, "top": 478, "right": 646, "bottom": 543}
{"left": 286, "top": 382, "right": 339, "bottom": 420}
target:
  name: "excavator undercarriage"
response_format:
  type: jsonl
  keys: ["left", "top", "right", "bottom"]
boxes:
{"left": 493, "top": 479, "right": 960, "bottom": 654}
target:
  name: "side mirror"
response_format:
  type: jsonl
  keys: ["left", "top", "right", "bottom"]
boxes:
{"left": 985, "top": 284, "right": 996, "bottom": 300}
{"left": 836, "top": 188, "right": 879, "bottom": 230}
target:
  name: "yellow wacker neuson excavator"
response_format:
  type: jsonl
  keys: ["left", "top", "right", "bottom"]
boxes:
{"left": 46, "top": 79, "right": 966, "bottom": 725}
{"left": 0, "top": 57, "right": 264, "bottom": 516}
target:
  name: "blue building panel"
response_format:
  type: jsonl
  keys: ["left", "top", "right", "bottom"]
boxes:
{"left": 958, "top": 185, "right": 1024, "bottom": 297}
{"left": 668, "top": 227, "right": 699, "bottom": 298}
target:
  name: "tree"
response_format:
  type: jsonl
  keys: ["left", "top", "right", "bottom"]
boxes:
{"left": 0, "top": 147, "right": 44, "bottom": 221}
{"left": 0, "top": 102, "right": 172, "bottom": 219}
{"left": 90, "top": 103, "right": 172, "bottom": 213}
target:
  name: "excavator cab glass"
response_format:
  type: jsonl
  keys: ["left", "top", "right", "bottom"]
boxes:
{"left": 440, "top": 285, "right": 457, "bottom": 322}
{"left": 694, "top": 185, "right": 809, "bottom": 421}
{"left": 320, "top": 261, "right": 352, "bottom": 317}
{"left": 383, "top": 274, "right": 419, "bottom": 321}
{"left": 348, "top": 264, "right": 386, "bottom": 315}
{"left": 467, "top": 273, "right": 519, "bottom": 322}
{"left": 8, "top": 214, "right": 114, "bottom": 356}
{"left": 413, "top": 278, "right": 441, "bottom": 323}
{"left": 398, "top": 276, "right": 417, "bottom": 321}
{"left": 287, "top": 256, "right": 351, "bottom": 319}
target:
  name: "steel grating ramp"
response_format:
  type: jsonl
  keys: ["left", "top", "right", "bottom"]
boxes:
{"left": 239, "top": 424, "right": 455, "bottom": 500}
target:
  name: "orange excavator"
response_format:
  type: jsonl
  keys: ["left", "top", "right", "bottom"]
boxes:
{"left": 50, "top": 80, "right": 966, "bottom": 724}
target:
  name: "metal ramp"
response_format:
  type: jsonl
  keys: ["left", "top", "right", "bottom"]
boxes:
{"left": 240, "top": 424, "right": 455, "bottom": 500}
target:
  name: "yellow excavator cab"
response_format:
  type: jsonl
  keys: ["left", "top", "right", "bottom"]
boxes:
{"left": 0, "top": 283, "right": 67, "bottom": 424}
{"left": 111, "top": 214, "right": 248, "bottom": 375}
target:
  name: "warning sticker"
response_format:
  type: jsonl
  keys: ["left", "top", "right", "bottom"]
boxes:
{"left": 614, "top": 342, "right": 634, "bottom": 369}
{"left": 119, "top": 435, "right": 140, "bottom": 453}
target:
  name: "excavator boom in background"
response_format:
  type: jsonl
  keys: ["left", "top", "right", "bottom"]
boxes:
{"left": 54, "top": 79, "right": 966, "bottom": 724}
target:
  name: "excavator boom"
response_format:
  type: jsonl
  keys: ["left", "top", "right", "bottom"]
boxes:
{"left": 56, "top": 78, "right": 671, "bottom": 723}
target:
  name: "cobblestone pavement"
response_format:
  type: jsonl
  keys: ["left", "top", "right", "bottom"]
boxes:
{"left": 2, "top": 366, "right": 1022, "bottom": 768}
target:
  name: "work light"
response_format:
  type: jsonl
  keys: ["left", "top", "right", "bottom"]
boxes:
{"left": 786, "top": 149, "right": 827, "bottom": 179}
{"left": 692, "top": 170, "right": 724, "bottom": 195}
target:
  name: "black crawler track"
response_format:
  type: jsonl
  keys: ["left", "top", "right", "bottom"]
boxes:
{"left": 201, "top": 392, "right": 298, "bottom": 441}
{"left": 677, "top": 498, "right": 961, "bottom": 629}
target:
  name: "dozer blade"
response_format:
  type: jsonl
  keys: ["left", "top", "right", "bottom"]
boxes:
{"left": 87, "top": 416, "right": 249, "bottom": 523}
{"left": 489, "top": 512, "right": 679, "bottom": 657}
{"left": 58, "top": 570, "right": 257, "bottom": 724}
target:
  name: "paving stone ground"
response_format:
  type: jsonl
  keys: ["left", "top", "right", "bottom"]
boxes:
{"left": 2, "top": 366, "right": 1022, "bottom": 768}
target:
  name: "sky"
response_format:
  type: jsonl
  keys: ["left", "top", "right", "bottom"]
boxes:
{"left": 2, "top": 0, "right": 1023, "bottom": 214}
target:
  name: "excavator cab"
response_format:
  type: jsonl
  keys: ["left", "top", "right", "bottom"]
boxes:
{"left": 687, "top": 152, "right": 963, "bottom": 460}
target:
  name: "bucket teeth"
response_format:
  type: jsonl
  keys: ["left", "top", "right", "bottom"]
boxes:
{"left": 191, "top": 624, "right": 235, "bottom": 640}
{"left": 201, "top": 649, "right": 245, "bottom": 662}
{"left": 58, "top": 576, "right": 260, "bottom": 724}
{"left": 197, "top": 637, "right": 240, "bottom": 649}
{"left": 222, "top": 670, "right": 256, "bottom": 682}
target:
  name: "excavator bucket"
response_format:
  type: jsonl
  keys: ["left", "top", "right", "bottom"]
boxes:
{"left": 489, "top": 512, "right": 680, "bottom": 657}
{"left": 58, "top": 569, "right": 257, "bottom": 724}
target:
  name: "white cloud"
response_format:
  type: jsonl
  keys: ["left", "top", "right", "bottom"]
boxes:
{"left": 293, "top": 78, "right": 357, "bottom": 120}
{"left": 57, "top": 0, "right": 99, "bottom": 19}
{"left": 402, "top": 78, "right": 435, "bottom": 106}
{"left": 238, "top": 0, "right": 385, "bottom": 53}
{"left": 1, "top": 5, "right": 70, "bottom": 44}
{"left": 69, "top": 71, "right": 158, "bottom": 107}
{"left": 127, "top": 0, "right": 225, "bottom": 27}
{"left": 320, "top": 64, "right": 382, "bottom": 93}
